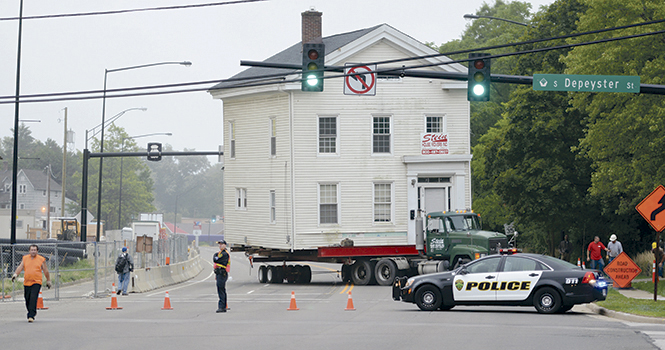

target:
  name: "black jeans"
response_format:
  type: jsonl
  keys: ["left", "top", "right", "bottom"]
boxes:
{"left": 24, "top": 284, "right": 41, "bottom": 319}
{"left": 216, "top": 272, "right": 228, "bottom": 310}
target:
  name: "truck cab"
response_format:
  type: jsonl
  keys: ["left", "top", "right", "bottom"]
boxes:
{"left": 424, "top": 211, "right": 508, "bottom": 268}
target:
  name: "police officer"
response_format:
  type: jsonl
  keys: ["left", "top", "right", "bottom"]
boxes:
{"left": 213, "top": 240, "right": 230, "bottom": 313}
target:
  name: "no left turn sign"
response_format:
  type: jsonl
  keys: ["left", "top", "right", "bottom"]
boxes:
{"left": 344, "top": 64, "right": 376, "bottom": 96}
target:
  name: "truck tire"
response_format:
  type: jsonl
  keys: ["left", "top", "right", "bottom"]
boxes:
{"left": 267, "top": 265, "right": 283, "bottom": 284}
{"left": 374, "top": 259, "right": 397, "bottom": 286}
{"left": 351, "top": 260, "right": 375, "bottom": 285}
{"left": 297, "top": 265, "right": 312, "bottom": 284}
{"left": 415, "top": 285, "right": 442, "bottom": 311}
{"left": 258, "top": 265, "right": 267, "bottom": 283}
{"left": 533, "top": 287, "right": 562, "bottom": 314}
{"left": 341, "top": 264, "right": 352, "bottom": 282}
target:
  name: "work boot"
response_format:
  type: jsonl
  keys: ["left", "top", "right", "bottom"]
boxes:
{"left": 216, "top": 308, "right": 226, "bottom": 313}
{"left": 28, "top": 317, "right": 34, "bottom": 323}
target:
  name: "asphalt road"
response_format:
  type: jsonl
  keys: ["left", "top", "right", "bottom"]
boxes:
{"left": 1, "top": 247, "right": 663, "bottom": 350}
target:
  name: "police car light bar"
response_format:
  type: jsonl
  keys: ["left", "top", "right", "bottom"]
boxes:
{"left": 499, "top": 248, "right": 521, "bottom": 255}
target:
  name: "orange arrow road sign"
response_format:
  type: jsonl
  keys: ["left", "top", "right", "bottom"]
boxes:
{"left": 636, "top": 185, "right": 665, "bottom": 232}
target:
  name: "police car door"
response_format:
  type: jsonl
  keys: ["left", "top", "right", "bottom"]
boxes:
{"left": 495, "top": 256, "right": 544, "bottom": 301}
{"left": 452, "top": 256, "right": 501, "bottom": 302}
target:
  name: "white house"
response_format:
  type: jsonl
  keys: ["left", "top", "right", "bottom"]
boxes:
{"left": 209, "top": 11, "right": 471, "bottom": 251}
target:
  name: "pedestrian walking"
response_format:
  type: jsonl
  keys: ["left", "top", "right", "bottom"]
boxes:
{"left": 115, "top": 247, "right": 134, "bottom": 296}
{"left": 11, "top": 244, "right": 51, "bottom": 323}
{"left": 606, "top": 234, "right": 623, "bottom": 264}
{"left": 558, "top": 234, "right": 572, "bottom": 262}
{"left": 587, "top": 236, "right": 609, "bottom": 272}
{"left": 213, "top": 240, "right": 230, "bottom": 313}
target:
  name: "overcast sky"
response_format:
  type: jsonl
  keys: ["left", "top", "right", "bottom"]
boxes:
{"left": 0, "top": 0, "right": 554, "bottom": 163}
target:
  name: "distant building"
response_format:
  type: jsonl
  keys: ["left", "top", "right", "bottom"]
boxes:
{"left": 0, "top": 168, "right": 76, "bottom": 231}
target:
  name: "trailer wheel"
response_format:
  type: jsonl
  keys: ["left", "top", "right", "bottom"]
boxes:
{"left": 258, "top": 265, "right": 267, "bottom": 283}
{"left": 297, "top": 265, "right": 312, "bottom": 284}
{"left": 341, "top": 264, "right": 352, "bottom": 282}
{"left": 415, "top": 285, "right": 442, "bottom": 311}
{"left": 267, "top": 265, "right": 282, "bottom": 284}
{"left": 351, "top": 260, "right": 375, "bottom": 285}
{"left": 374, "top": 259, "right": 397, "bottom": 286}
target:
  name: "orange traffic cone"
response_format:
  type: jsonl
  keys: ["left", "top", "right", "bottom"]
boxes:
{"left": 345, "top": 291, "right": 356, "bottom": 311}
{"left": 287, "top": 291, "right": 299, "bottom": 311}
{"left": 106, "top": 283, "right": 123, "bottom": 310}
{"left": 162, "top": 291, "right": 173, "bottom": 310}
{"left": 582, "top": 262, "right": 586, "bottom": 269}
{"left": 36, "top": 291, "right": 48, "bottom": 310}
{"left": 577, "top": 258, "right": 581, "bottom": 267}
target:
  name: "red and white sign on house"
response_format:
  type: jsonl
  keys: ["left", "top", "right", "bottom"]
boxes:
{"left": 421, "top": 133, "right": 449, "bottom": 155}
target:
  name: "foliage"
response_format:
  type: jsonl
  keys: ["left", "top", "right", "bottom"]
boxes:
{"left": 58, "top": 258, "right": 95, "bottom": 283}
{"left": 633, "top": 250, "right": 659, "bottom": 277}
{"left": 596, "top": 288, "right": 665, "bottom": 317}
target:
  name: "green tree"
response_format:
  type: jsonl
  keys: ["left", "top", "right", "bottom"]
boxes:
{"left": 563, "top": 0, "right": 665, "bottom": 253}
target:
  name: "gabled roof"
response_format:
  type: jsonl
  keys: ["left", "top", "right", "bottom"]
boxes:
{"left": 209, "top": 24, "right": 382, "bottom": 90}
{"left": 0, "top": 168, "right": 63, "bottom": 192}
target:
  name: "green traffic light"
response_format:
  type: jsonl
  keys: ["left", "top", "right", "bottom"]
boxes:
{"left": 473, "top": 84, "right": 485, "bottom": 96}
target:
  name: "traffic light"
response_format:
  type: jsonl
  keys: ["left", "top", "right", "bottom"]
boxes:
{"left": 467, "top": 53, "right": 491, "bottom": 101}
{"left": 211, "top": 216, "right": 216, "bottom": 223}
{"left": 301, "top": 43, "right": 325, "bottom": 92}
{"left": 147, "top": 142, "right": 162, "bottom": 161}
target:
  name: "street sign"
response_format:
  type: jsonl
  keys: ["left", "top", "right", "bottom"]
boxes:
{"left": 344, "top": 64, "right": 376, "bottom": 96}
{"left": 636, "top": 185, "right": 665, "bottom": 232}
{"left": 604, "top": 252, "right": 642, "bottom": 288}
{"left": 533, "top": 74, "right": 640, "bottom": 93}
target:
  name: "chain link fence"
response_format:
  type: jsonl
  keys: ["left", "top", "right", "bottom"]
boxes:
{"left": 1, "top": 234, "right": 191, "bottom": 302}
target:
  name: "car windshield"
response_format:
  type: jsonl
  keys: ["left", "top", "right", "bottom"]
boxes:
{"left": 534, "top": 255, "right": 581, "bottom": 270}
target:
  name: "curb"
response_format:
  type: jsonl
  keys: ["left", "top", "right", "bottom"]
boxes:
{"left": 585, "top": 303, "right": 665, "bottom": 324}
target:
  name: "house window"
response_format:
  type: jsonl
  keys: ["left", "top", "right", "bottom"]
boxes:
{"left": 19, "top": 203, "right": 25, "bottom": 209}
{"left": 319, "top": 184, "right": 338, "bottom": 224}
{"left": 19, "top": 184, "right": 27, "bottom": 194}
{"left": 236, "top": 188, "right": 246, "bottom": 209}
{"left": 373, "top": 116, "right": 391, "bottom": 154}
{"left": 55, "top": 191, "right": 59, "bottom": 198}
{"left": 270, "top": 118, "right": 277, "bottom": 157}
{"left": 269, "top": 190, "right": 276, "bottom": 224}
{"left": 374, "top": 183, "right": 392, "bottom": 222}
{"left": 16, "top": 220, "right": 23, "bottom": 229}
{"left": 50, "top": 206, "right": 56, "bottom": 213}
{"left": 43, "top": 190, "right": 47, "bottom": 196}
{"left": 4, "top": 184, "right": 9, "bottom": 192}
{"left": 318, "top": 116, "right": 337, "bottom": 154}
{"left": 426, "top": 115, "right": 444, "bottom": 133}
{"left": 229, "top": 121, "right": 236, "bottom": 159}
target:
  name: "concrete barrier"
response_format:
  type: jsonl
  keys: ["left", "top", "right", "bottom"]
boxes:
{"left": 130, "top": 249, "right": 203, "bottom": 293}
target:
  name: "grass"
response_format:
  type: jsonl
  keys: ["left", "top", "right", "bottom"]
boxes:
{"left": 596, "top": 289, "right": 665, "bottom": 318}
{"left": 631, "top": 280, "right": 665, "bottom": 297}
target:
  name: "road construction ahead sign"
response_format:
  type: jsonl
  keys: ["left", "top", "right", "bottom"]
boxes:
{"left": 636, "top": 185, "right": 665, "bottom": 232}
{"left": 604, "top": 252, "right": 642, "bottom": 288}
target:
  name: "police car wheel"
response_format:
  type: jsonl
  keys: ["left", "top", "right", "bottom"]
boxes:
{"left": 415, "top": 285, "right": 442, "bottom": 311}
{"left": 533, "top": 287, "right": 562, "bottom": 314}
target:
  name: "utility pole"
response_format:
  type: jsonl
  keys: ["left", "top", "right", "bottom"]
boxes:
{"left": 61, "top": 107, "right": 67, "bottom": 217}
{"left": 46, "top": 165, "right": 51, "bottom": 238}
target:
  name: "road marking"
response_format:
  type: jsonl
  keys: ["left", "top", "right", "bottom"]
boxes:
{"left": 340, "top": 283, "right": 354, "bottom": 294}
{"left": 146, "top": 260, "right": 214, "bottom": 297}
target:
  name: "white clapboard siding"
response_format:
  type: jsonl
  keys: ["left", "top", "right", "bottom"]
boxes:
{"left": 219, "top": 27, "right": 471, "bottom": 250}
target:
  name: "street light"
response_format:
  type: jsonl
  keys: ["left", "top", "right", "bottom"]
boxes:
{"left": 95, "top": 58, "right": 191, "bottom": 242}
{"left": 118, "top": 132, "right": 172, "bottom": 229}
{"left": 463, "top": 14, "right": 530, "bottom": 27}
{"left": 85, "top": 107, "right": 147, "bottom": 149}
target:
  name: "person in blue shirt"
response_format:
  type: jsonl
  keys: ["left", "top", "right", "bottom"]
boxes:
{"left": 213, "top": 240, "right": 230, "bottom": 313}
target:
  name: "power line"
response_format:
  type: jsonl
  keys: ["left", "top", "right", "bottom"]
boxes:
{"left": 0, "top": 0, "right": 267, "bottom": 21}
{"left": 2, "top": 27, "right": 665, "bottom": 104}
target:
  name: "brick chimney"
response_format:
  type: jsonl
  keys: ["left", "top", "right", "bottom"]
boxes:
{"left": 301, "top": 9, "right": 322, "bottom": 44}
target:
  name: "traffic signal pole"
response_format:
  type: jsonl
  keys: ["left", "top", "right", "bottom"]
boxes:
{"left": 79, "top": 149, "right": 222, "bottom": 242}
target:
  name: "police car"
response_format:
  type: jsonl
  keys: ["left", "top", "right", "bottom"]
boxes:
{"left": 393, "top": 249, "right": 607, "bottom": 313}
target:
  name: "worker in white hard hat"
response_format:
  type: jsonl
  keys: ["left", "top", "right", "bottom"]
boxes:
{"left": 606, "top": 234, "right": 623, "bottom": 264}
